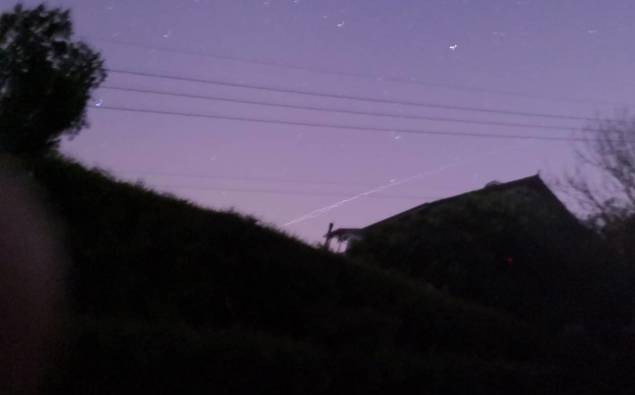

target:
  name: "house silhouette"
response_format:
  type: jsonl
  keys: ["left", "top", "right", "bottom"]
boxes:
{"left": 327, "top": 174, "right": 605, "bottom": 325}
{"left": 325, "top": 174, "right": 577, "bottom": 252}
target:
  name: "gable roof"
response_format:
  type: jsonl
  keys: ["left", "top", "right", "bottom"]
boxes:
{"left": 330, "top": 174, "right": 574, "bottom": 238}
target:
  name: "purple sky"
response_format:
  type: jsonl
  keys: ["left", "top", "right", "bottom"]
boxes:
{"left": 7, "top": 0, "right": 635, "bottom": 243}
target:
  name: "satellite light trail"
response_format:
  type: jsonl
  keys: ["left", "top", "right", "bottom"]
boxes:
{"left": 281, "top": 144, "right": 525, "bottom": 228}
{"left": 282, "top": 172, "right": 443, "bottom": 227}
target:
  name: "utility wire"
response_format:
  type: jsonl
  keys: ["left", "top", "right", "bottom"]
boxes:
{"left": 93, "top": 104, "right": 593, "bottom": 142}
{"left": 150, "top": 183, "right": 442, "bottom": 200}
{"left": 105, "top": 68, "right": 599, "bottom": 122}
{"left": 101, "top": 85, "right": 588, "bottom": 132}
{"left": 94, "top": 37, "right": 615, "bottom": 106}
{"left": 117, "top": 170, "right": 381, "bottom": 188}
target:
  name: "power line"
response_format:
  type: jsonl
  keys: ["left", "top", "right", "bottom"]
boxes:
{"left": 101, "top": 85, "right": 587, "bottom": 132}
{"left": 148, "top": 182, "right": 442, "bottom": 200}
{"left": 116, "top": 170, "right": 380, "bottom": 188}
{"left": 94, "top": 37, "right": 615, "bottom": 106}
{"left": 93, "top": 104, "right": 592, "bottom": 142}
{"left": 105, "top": 68, "right": 599, "bottom": 122}
{"left": 115, "top": 170, "right": 450, "bottom": 199}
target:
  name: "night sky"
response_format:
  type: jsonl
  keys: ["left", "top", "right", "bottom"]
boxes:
{"left": 6, "top": 0, "right": 634, "bottom": 243}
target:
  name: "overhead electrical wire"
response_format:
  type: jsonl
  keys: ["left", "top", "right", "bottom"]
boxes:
{"left": 149, "top": 183, "right": 442, "bottom": 200}
{"left": 94, "top": 37, "right": 615, "bottom": 106}
{"left": 93, "top": 104, "right": 597, "bottom": 142}
{"left": 101, "top": 85, "right": 590, "bottom": 132}
{"left": 105, "top": 68, "right": 601, "bottom": 122}
{"left": 116, "top": 170, "right": 382, "bottom": 188}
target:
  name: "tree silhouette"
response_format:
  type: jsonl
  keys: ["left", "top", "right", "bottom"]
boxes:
{"left": 566, "top": 111, "right": 635, "bottom": 226}
{"left": 0, "top": 4, "right": 106, "bottom": 155}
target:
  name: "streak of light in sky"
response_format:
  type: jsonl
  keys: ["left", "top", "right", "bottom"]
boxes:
{"left": 283, "top": 145, "right": 513, "bottom": 227}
